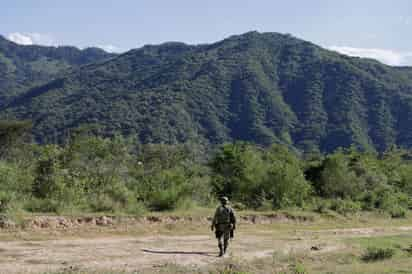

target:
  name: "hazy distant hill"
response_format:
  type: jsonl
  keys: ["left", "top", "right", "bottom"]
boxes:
{"left": 0, "top": 35, "right": 115, "bottom": 105}
{"left": 2, "top": 31, "right": 412, "bottom": 152}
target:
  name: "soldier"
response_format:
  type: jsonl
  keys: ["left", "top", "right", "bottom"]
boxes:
{"left": 211, "top": 196, "right": 236, "bottom": 257}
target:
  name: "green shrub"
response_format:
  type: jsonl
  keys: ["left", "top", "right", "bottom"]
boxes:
{"left": 32, "top": 145, "right": 63, "bottom": 199}
{"left": 89, "top": 194, "right": 119, "bottom": 212}
{"left": 266, "top": 155, "right": 312, "bottom": 209}
{"left": 0, "top": 191, "right": 26, "bottom": 217}
{"left": 175, "top": 197, "right": 197, "bottom": 210}
{"left": 360, "top": 191, "right": 379, "bottom": 211}
{"left": 4, "top": 131, "right": 412, "bottom": 216}
{"left": 87, "top": 181, "right": 140, "bottom": 214}
{"left": 148, "top": 188, "right": 181, "bottom": 211}
{"left": 389, "top": 206, "right": 407, "bottom": 218}
{"left": 312, "top": 199, "right": 331, "bottom": 214}
{"left": 210, "top": 143, "right": 311, "bottom": 209}
{"left": 291, "top": 262, "right": 308, "bottom": 274}
{"left": 318, "top": 153, "right": 361, "bottom": 199}
{"left": 0, "top": 191, "right": 14, "bottom": 213}
{"left": 362, "top": 247, "right": 395, "bottom": 262}
{"left": 0, "top": 161, "right": 33, "bottom": 195}
{"left": 257, "top": 197, "right": 274, "bottom": 211}
{"left": 26, "top": 198, "right": 61, "bottom": 213}
{"left": 232, "top": 202, "right": 247, "bottom": 211}
{"left": 329, "top": 199, "right": 361, "bottom": 215}
{"left": 88, "top": 195, "right": 145, "bottom": 215}
{"left": 210, "top": 143, "right": 267, "bottom": 207}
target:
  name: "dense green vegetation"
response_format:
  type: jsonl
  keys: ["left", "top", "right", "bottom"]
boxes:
{"left": 1, "top": 120, "right": 412, "bottom": 217}
{"left": 1, "top": 32, "right": 412, "bottom": 152}
{"left": 0, "top": 35, "right": 115, "bottom": 106}
{"left": 1, "top": 32, "right": 412, "bottom": 217}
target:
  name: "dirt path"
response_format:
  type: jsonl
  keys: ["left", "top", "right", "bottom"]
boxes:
{"left": 1, "top": 226, "right": 412, "bottom": 274}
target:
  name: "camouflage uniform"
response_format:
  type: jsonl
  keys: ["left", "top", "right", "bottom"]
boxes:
{"left": 211, "top": 196, "right": 236, "bottom": 257}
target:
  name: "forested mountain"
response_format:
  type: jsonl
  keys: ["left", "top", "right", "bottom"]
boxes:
{"left": 1, "top": 31, "right": 412, "bottom": 152}
{"left": 0, "top": 35, "right": 115, "bottom": 106}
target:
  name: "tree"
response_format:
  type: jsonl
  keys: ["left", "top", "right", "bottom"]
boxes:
{"left": 0, "top": 120, "right": 32, "bottom": 160}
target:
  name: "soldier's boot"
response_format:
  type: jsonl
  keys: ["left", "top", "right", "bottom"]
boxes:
{"left": 223, "top": 242, "right": 228, "bottom": 255}
{"left": 218, "top": 244, "right": 224, "bottom": 257}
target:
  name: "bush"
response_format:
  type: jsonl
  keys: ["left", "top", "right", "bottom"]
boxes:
{"left": 329, "top": 199, "right": 361, "bottom": 215}
{"left": 148, "top": 188, "right": 181, "bottom": 211}
{"left": 0, "top": 161, "right": 33, "bottom": 196}
{"left": 25, "top": 198, "right": 62, "bottom": 213}
{"left": 88, "top": 194, "right": 145, "bottom": 215}
{"left": 291, "top": 262, "right": 308, "bottom": 274}
{"left": 367, "top": 187, "right": 409, "bottom": 216}
{"left": 210, "top": 143, "right": 268, "bottom": 207}
{"left": 231, "top": 202, "right": 247, "bottom": 211}
{"left": 318, "top": 153, "right": 361, "bottom": 199}
{"left": 362, "top": 247, "right": 395, "bottom": 262}
{"left": 0, "top": 191, "right": 25, "bottom": 215}
{"left": 87, "top": 180, "right": 142, "bottom": 214}
{"left": 312, "top": 199, "right": 331, "bottom": 214}
{"left": 257, "top": 197, "right": 274, "bottom": 211}
{"left": 210, "top": 143, "right": 311, "bottom": 209}
{"left": 4, "top": 131, "right": 412, "bottom": 215}
{"left": 125, "top": 202, "right": 146, "bottom": 216}
{"left": 360, "top": 191, "right": 379, "bottom": 211}
{"left": 389, "top": 206, "right": 407, "bottom": 218}
{"left": 0, "top": 191, "right": 14, "bottom": 213}
{"left": 89, "top": 194, "right": 119, "bottom": 212}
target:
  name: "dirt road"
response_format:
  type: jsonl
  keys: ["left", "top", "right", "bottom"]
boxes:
{"left": 1, "top": 225, "right": 412, "bottom": 274}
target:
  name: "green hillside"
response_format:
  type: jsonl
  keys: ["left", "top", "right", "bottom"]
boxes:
{"left": 2, "top": 31, "right": 412, "bottom": 152}
{"left": 0, "top": 35, "right": 115, "bottom": 106}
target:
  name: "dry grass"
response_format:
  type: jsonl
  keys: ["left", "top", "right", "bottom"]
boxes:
{"left": 2, "top": 210, "right": 412, "bottom": 273}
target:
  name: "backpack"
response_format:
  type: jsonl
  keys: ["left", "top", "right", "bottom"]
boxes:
{"left": 215, "top": 206, "right": 234, "bottom": 224}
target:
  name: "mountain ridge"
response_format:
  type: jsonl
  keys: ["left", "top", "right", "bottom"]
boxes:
{"left": 0, "top": 34, "right": 116, "bottom": 106}
{"left": 1, "top": 31, "right": 412, "bottom": 152}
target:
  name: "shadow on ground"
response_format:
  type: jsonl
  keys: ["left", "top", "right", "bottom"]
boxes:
{"left": 141, "top": 249, "right": 217, "bottom": 257}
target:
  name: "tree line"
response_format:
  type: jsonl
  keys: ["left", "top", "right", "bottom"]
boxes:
{"left": 0, "top": 120, "right": 411, "bottom": 217}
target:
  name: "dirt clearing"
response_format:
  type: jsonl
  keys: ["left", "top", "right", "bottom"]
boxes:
{"left": 1, "top": 222, "right": 412, "bottom": 274}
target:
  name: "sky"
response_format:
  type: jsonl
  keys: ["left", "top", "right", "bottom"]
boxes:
{"left": 1, "top": 0, "right": 412, "bottom": 66}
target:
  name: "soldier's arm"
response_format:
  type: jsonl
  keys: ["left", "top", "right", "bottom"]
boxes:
{"left": 230, "top": 208, "right": 236, "bottom": 229}
{"left": 211, "top": 207, "right": 218, "bottom": 230}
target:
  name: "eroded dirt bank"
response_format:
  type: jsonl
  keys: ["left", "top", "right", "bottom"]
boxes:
{"left": 0, "top": 212, "right": 315, "bottom": 230}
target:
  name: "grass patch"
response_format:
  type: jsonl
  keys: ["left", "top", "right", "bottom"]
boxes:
{"left": 352, "top": 235, "right": 412, "bottom": 251}
{"left": 362, "top": 247, "right": 395, "bottom": 262}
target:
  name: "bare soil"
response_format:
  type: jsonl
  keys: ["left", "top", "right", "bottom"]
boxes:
{"left": 1, "top": 218, "right": 412, "bottom": 274}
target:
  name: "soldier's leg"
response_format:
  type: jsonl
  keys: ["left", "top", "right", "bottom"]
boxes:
{"left": 218, "top": 238, "right": 224, "bottom": 256}
{"left": 223, "top": 230, "right": 230, "bottom": 254}
{"left": 216, "top": 231, "right": 224, "bottom": 256}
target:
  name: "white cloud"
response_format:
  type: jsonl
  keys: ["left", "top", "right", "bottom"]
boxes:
{"left": 7, "top": 32, "right": 34, "bottom": 45}
{"left": 328, "top": 46, "right": 412, "bottom": 66}
{"left": 7, "top": 32, "right": 57, "bottom": 46}
{"left": 97, "top": 44, "right": 123, "bottom": 53}
{"left": 7, "top": 33, "right": 124, "bottom": 53}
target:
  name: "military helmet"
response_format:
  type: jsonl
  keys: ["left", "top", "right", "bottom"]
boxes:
{"left": 219, "top": 196, "right": 229, "bottom": 203}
